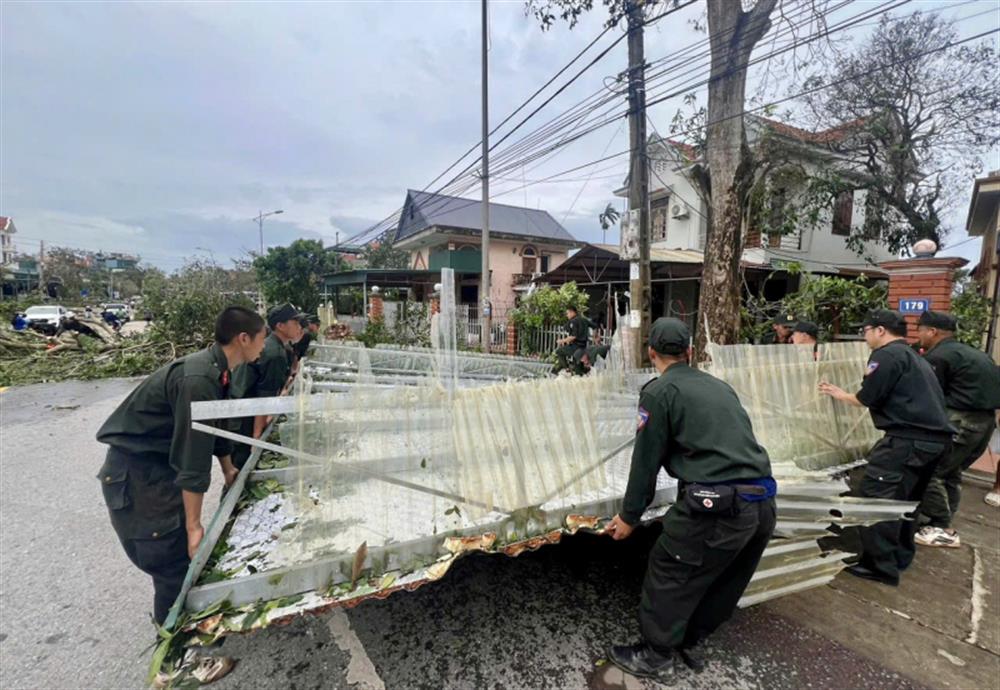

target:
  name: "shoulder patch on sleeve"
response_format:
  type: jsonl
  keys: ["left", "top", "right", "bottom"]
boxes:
{"left": 865, "top": 361, "right": 880, "bottom": 376}
{"left": 637, "top": 406, "right": 650, "bottom": 430}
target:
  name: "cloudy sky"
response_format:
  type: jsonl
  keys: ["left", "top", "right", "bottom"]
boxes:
{"left": 2, "top": 0, "right": 996, "bottom": 271}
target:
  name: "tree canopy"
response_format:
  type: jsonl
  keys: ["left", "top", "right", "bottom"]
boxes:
{"left": 253, "top": 239, "right": 343, "bottom": 313}
{"left": 796, "top": 12, "right": 999, "bottom": 252}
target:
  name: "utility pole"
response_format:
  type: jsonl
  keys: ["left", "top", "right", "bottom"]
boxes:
{"left": 480, "top": 0, "right": 492, "bottom": 353}
{"left": 625, "top": 0, "right": 650, "bottom": 368}
{"left": 38, "top": 240, "right": 45, "bottom": 296}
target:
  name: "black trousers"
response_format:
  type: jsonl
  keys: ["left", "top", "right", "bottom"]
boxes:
{"left": 553, "top": 344, "right": 585, "bottom": 374}
{"left": 639, "top": 496, "right": 776, "bottom": 654}
{"left": 854, "top": 435, "right": 949, "bottom": 581}
{"left": 98, "top": 447, "right": 190, "bottom": 625}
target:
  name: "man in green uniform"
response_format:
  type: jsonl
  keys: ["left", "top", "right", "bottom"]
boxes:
{"left": 96, "top": 306, "right": 267, "bottom": 625}
{"left": 913, "top": 310, "right": 1000, "bottom": 548}
{"left": 761, "top": 312, "right": 796, "bottom": 344}
{"left": 552, "top": 305, "right": 588, "bottom": 375}
{"left": 606, "top": 318, "right": 776, "bottom": 681}
{"left": 229, "top": 303, "right": 305, "bottom": 468}
{"left": 820, "top": 309, "right": 953, "bottom": 585}
{"left": 291, "top": 314, "right": 321, "bottom": 369}
{"left": 791, "top": 321, "right": 820, "bottom": 360}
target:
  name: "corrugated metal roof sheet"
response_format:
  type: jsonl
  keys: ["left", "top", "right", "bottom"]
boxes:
{"left": 396, "top": 189, "right": 576, "bottom": 244}
{"left": 592, "top": 242, "right": 704, "bottom": 264}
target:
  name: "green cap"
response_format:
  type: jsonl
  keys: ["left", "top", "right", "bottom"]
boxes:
{"left": 649, "top": 317, "right": 690, "bottom": 353}
{"left": 267, "top": 303, "right": 306, "bottom": 329}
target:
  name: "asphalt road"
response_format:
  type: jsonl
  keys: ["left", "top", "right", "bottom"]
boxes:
{"left": 0, "top": 378, "right": 942, "bottom": 689}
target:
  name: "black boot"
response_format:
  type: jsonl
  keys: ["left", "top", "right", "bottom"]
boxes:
{"left": 608, "top": 642, "right": 676, "bottom": 682}
{"left": 677, "top": 646, "right": 705, "bottom": 673}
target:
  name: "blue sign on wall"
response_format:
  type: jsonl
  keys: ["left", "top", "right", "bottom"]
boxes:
{"left": 899, "top": 298, "right": 931, "bottom": 314}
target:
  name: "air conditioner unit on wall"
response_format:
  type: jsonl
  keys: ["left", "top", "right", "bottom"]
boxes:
{"left": 670, "top": 202, "right": 689, "bottom": 219}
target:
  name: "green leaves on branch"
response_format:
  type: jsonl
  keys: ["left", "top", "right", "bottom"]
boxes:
{"left": 510, "top": 283, "right": 589, "bottom": 331}
{"left": 253, "top": 239, "right": 343, "bottom": 314}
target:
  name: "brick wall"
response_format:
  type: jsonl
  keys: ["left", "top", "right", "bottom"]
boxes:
{"left": 506, "top": 322, "right": 517, "bottom": 356}
{"left": 368, "top": 292, "right": 384, "bottom": 322}
{"left": 878, "top": 257, "right": 968, "bottom": 342}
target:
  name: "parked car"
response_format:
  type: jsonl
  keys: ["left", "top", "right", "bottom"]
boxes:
{"left": 101, "top": 302, "right": 131, "bottom": 322}
{"left": 23, "top": 305, "right": 75, "bottom": 333}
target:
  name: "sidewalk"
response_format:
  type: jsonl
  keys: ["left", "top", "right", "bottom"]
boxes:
{"left": 764, "top": 480, "right": 1000, "bottom": 690}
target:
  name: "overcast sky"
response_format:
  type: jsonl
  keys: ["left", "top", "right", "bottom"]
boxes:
{"left": 2, "top": 0, "right": 996, "bottom": 272}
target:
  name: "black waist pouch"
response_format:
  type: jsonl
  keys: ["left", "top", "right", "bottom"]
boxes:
{"left": 684, "top": 483, "right": 737, "bottom": 514}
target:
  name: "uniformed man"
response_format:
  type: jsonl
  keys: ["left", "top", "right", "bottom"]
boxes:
{"left": 791, "top": 321, "right": 820, "bottom": 360}
{"left": 229, "top": 303, "right": 305, "bottom": 468}
{"left": 291, "top": 314, "right": 321, "bottom": 369}
{"left": 913, "top": 310, "right": 1000, "bottom": 548}
{"left": 819, "top": 309, "right": 953, "bottom": 585}
{"left": 606, "top": 318, "right": 776, "bottom": 681}
{"left": 761, "top": 312, "right": 796, "bottom": 344}
{"left": 96, "top": 306, "right": 267, "bottom": 627}
{"left": 552, "top": 305, "right": 588, "bottom": 375}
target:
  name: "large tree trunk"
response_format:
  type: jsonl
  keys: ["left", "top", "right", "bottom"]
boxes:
{"left": 694, "top": 0, "right": 777, "bottom": 359}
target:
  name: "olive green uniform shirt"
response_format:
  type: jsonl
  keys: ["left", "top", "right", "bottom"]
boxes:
{"left": 231, "top": 332, "right": 291, "bottom": 400}
{"left": 922, "top": 337, "right": 1000, "bottom": 412}
{"left": 621, "top": 363, "right": 772, "bottom": 525}
{"left": 96, "top": 344, "right": 232, "bottom": 494}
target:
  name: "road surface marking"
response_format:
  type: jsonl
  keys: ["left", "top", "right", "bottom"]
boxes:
{"left": 327, "top": 609, "right": 384, "bottom": 690}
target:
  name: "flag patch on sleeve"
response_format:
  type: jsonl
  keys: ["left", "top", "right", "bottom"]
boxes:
{"left": 865, "top": 361, "right": 880, "bottom": 376}
{"left": 637, "top": 407, "right": 650, "bottom": 430}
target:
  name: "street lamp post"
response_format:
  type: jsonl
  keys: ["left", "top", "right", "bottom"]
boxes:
{"left": 251, "top": 209, "right": 284, "bottom": 311}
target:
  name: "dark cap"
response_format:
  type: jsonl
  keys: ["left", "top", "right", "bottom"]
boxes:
{"left": 774, "top": 312, "right": 796, "bottom": 327}
{"left": 861, "top": 309, "right": 907, "bottom": 334}
{"left": 917, "top": 310, "right": 956, "bottom": 331}
{"left": 793, "top": 321, "right": 819, "bottom": 338}
{"left": 267, "top": 303, "right": 306, "bottom": 329}
{"left": 649, "top": 317, "right": 690, "bottom": 353}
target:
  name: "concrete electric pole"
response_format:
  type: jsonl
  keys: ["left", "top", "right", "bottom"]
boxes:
{"left": 480, "top": 0, "right": 492, "bottom": 353}
{"left": 625, "top": 0, "right": 651, "bottom": 368}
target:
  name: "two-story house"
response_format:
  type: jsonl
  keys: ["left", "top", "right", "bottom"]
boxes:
{"left": 0, "top": 216, "right": 17, "bottom": 266}
{"left": 627, "top": 117, "right": 896, "bottom": 273}
{"left": 393, "top": 190, "right": 579, "bottom": 313}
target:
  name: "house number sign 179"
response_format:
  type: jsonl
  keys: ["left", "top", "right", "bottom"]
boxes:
{"left": 899, "top": 298, "right": 931, "bottom": 314}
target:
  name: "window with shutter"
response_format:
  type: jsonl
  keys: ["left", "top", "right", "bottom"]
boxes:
{"left": 832, "top": 191, "right": 854, "bottom": 236}
{"left": 651, "top": 197, "right": 670, "bottom": 241}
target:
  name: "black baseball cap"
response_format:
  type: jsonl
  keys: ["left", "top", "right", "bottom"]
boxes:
{"left": 267, "top": 303, "right": 306, "bottom": 329}
{"left": 861, "top": 309, "right": 907, "bottom": 333}
{"left": 793, "top": 321, "right": 819, "bottom": 338}
{"left": 649, "top": 317, "right": 690, "bottom": 353}
{"left": 917, "top": 310, "right": 957, "bottom": 331}
{"left": 774, "top": 312, "right": 796, "bottom": 327}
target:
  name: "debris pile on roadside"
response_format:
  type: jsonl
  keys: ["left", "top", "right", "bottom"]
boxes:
{"left": 323, "top": 322, "right": 353, "bottom": 340}
{"left": 0, "top": 318, "right": 195, "bottom": 387}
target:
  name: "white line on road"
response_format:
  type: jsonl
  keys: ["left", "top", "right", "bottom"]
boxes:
{"left": 327, "top": 610, "right": 385, "bottom": 690}
{"left": 965, "top": 546, "right": 986, "bottom": 645}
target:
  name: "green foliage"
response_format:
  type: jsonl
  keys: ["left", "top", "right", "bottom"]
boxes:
{"left": 0, "top": 258, "right": 256, "bottom": 388}
{"left": 254, "top": 239, "right": 342, "bottom": 313}
{"left": 598, "top": 203, "right": 620, "bottom": 231}
{"left": 357, "top": 316, "right": 391, "bottom": 349}
{"left": 361, "top": 239, "right": 408, "bottom": 269}
{"left": 143, "top": 259, "right": 254, "bottom": 347}
{"left": 509, "top": 283, "right": 589, "bottom": 330}
{"left": 741, "top": 271, "right": 888, "bottom": 342}
{"left": 951, "top": 279, "right": 991, "bottom": 348}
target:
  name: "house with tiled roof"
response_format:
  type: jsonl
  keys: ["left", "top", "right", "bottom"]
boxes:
{"left": 391, "top": 189, "right": 579, "bottom": 312}
{"left": 619, "top": 116, "right": 895, "bottom": 276}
